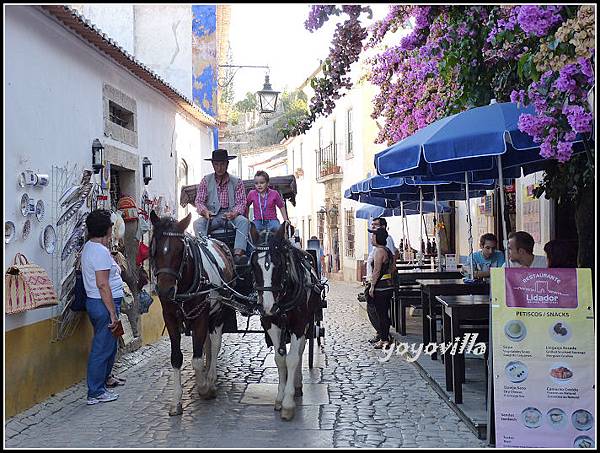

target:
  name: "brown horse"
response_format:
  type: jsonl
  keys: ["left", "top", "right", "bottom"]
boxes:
{"left": 249, "top": 223, "right": 322, "bottom": 421}
{"left": 149, "top": 211, "right": 235, "bottom": 416}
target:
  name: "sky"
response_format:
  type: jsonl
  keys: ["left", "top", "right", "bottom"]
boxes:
{"left": 228, "top": 4, "right": 392, "bottom": 103}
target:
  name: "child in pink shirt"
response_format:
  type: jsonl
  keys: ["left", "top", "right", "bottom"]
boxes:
{"left": 246, "top": 171, "right": 289, "bottom": 233}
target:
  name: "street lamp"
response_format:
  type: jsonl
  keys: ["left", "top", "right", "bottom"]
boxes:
{"left": 217, "top": 64, "right": 280, "bottom": 116}
{"left": 142, "top": 157, "right": 153, "bottom": 185}
{"left": 257, "top": 74, "right": 280, "bottom": 115}
{"left": 92, "top": 138, "right": 105, "bottom": 174}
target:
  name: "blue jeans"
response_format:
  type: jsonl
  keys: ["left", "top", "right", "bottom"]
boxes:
{"left": 86, "top": 297, "right": 122, "bottom": 398}
{"left": 193, "top": 209, "right": 250, "bottom": 252}
{"left": 253, "top": 219, "right": 281, "bottom": 233}
{"left": 247, "top": 220, "right": 281, "bottom": 255}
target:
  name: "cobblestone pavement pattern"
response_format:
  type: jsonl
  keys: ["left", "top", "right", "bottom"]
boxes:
{"left": 6, "top": 281, "right": 487, "bottom": 448}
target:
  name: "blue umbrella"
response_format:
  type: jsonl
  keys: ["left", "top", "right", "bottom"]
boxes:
{"left": 347, "top": 174, "right": 494, "bottom": 268}
{"left": 355, "top": 201, "right": 451, "bottom": 219}
{"left": 373, "top": 100, "right": 586, "bottom": 270}
{"left": 374, "top": 101, "right": 585, "bottom": 179}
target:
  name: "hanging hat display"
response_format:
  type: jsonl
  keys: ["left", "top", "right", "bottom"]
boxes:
{"left": 117, "top": 196, "right": 138, "bottom": 222}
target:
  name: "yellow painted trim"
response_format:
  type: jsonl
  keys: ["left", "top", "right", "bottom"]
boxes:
{"left": 5, "top": 295, "right": 166, "bottom": 418}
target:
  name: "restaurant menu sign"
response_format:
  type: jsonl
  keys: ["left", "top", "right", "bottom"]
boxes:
{"left": 491, "top": 268, "right": 595, "bottom": 448}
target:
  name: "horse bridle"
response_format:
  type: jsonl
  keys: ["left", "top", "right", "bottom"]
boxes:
{"left": 152, "top": 231, "right": 190, "bottom": 282}
{"left": 252, "top": 244, "right": 285, "bottom": 294}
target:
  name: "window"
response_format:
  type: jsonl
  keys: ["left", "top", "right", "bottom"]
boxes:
{"left": 299, "top": 143, "right": 303, "bottom": 168}
{"left": 346, "top": 109, "right": 353, "bottom": 157}
{"left": 345, "top": 208, "right": 355, "bottom": 258}
{"left": 109, "top": 101, "right": 135, "bottom": 131}
{"left": 103, "top": 84, "right": 138, "bottom": 147}
{"left": 318, "top": 127, "right": 323, "bottom": 150}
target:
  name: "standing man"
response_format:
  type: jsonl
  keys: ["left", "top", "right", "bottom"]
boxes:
{"left": 193, "top": 149, "right": 250, "bottom": 263}
{"left": 365, "top": 216, "right": 399, "bottom": 344}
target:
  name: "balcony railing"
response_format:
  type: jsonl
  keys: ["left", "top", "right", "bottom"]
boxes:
{"left": 316, "top": 143, "right": 342, "bottom": 182}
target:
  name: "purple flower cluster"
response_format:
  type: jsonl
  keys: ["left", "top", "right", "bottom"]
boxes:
{"left": 517, "top": 5, "right": 563, "bottom": 37}
{"left": 399, "top": 6, "right": 432, "bottom": 52}
{"left": 518, "top": 113, "right": 556, "bottom": 143}
{"left": 555, "top": 63, "right": 580, "bottom": 93}
{"left": 563, "top": 105, "right": 593, "bottom": 133}
{"left": 577, "top": 57, "right": 595, "bottom": 84}
{"left": 510, "top": 89, "right": 526, "bottom": 106}
{"left": 367, "top": 5, "right": 412, "bottom": 48}
{"left": 486, "top": 6, "right": 519, "bottom": 43}
{"left": 305, "top": 5, "right": 338, "bottom": 32}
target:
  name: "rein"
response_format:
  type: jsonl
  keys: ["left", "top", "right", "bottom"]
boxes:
{"left": 151, "top": 230, "right": 212, "bottom": 321}
{"left": 253, "top": 240, "right": 319, "bottom": 316}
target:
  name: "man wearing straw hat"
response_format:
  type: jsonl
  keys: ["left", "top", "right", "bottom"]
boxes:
{"left": 193, "top": 149, "right": 250, "bottom": 263}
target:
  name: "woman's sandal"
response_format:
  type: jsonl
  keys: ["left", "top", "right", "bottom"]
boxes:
{"left": 106, "top": 375, "right": 126, "bottom": 387}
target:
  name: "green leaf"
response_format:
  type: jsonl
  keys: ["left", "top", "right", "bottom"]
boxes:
{"left": 548, "top": 38, "right": 560, "bottom": 51}
{"left": 517, "top": 53, "right": 529, "bottom": 80}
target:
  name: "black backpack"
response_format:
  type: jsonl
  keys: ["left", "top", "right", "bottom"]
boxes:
{"left": 70, "top": 270, "right": 87, "bottom": 312}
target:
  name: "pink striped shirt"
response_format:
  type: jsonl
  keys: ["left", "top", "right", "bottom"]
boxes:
{"left": 195, "top": 173, "right": 246, "bottom": 216}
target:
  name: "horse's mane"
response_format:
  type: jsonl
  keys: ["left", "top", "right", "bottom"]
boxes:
{"left": 152, "top": 216, "right": 179, "bottom": 237}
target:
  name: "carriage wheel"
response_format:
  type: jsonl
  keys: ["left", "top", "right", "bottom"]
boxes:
{"left": 308, "top": 315, "right": 315, "bottom": 369}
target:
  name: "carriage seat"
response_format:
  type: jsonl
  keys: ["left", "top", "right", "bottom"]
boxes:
{"left": 207, "top": 227, "right": 237, "bottom": 250}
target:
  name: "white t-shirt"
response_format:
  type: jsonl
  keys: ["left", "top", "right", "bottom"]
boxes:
{"left": 81, "top": 241, "right": 125, "bottom": 299}
{"left": 366, "top": 236, "right": 397, "bottom": 280}
{"left": 504, "top": 255, "right": 548, "bottom": 269}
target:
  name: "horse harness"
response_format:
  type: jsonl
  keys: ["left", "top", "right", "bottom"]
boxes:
{"left": 152, "top": 231, "right": 222, "bottom": 322}
{"left": 253, "top": 239, "right": 325, "bottom": 356}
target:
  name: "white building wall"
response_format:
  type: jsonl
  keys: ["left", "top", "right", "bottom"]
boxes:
{"left": 69, "top": 4, "right": 135, "bottom": 54}
{"left": 515, "top": 171, "right": 553, "bottom": 256}
{"left": 5, "top": 6, "right": 212, "bottom": 330}
{"left": 69, "top": 4, "right": 193, "bottom": 99}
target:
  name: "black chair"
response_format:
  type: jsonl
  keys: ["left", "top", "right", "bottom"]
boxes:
{"left": 446, "top": 319, "right": 489, "bottom": 406}
{"left": 395, "top": 284, "right": 421, "bottom": 336}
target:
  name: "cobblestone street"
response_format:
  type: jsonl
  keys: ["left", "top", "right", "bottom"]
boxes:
{"left": 5, "top": 281, "right": 487, "bottom": 448}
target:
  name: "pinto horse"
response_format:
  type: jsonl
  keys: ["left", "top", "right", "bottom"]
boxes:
{"left": 249, "top": 223, "right": 322, "bottom": 421}
{"left": 149, "top": 211, "right": 235, "bottom": 416}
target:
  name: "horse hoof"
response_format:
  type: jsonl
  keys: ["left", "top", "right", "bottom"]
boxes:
{"left": 169, "top": 403, "right": 183, "bottom": 416}
{"left": 200, "top": 388, "right": 217, "bottom": 400}
{"left": 274, "top": 401, "right": 282, "bottom": 411}
{"left": 281, "top": 407, "right": 295, "bottom": 421}
{"left": 294, "top": 387, "right": 303, "bottom": 397}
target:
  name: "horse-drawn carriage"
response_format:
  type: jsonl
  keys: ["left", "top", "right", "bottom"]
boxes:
{"left": 178, "top": 174, "right": 327, "bottom": 367}
{"left": 149, "top": 175, "right": 326, "bottom": 419}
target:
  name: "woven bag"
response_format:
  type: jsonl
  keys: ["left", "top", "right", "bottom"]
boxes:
{"left": 5, "top": 253, "right": 58, "bottom": 314}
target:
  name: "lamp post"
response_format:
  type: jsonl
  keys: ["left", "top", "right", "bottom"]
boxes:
{"left": 92, "top": 138, "right": 105, "bottom": 174}
{"left": 217, "top": 64, "right": 280, "bottom": 118}
{"left": 142, "top": 157, "right": 153, "bottom": 185}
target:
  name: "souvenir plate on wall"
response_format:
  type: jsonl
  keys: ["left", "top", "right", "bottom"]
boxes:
{"left": 35, "top": 200, "right": 45, "bottom": 222}
{"left": 22, "top": 219, "right": 31, "bottom": 240}
{"left": 5, "top": 221, "right": 16, "bottom": 244}
{"left": 20, "top": 193, "right": 30, "bottom": 217}
{"left": 40, "top": 225, "right": 57, "bottom": 254}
